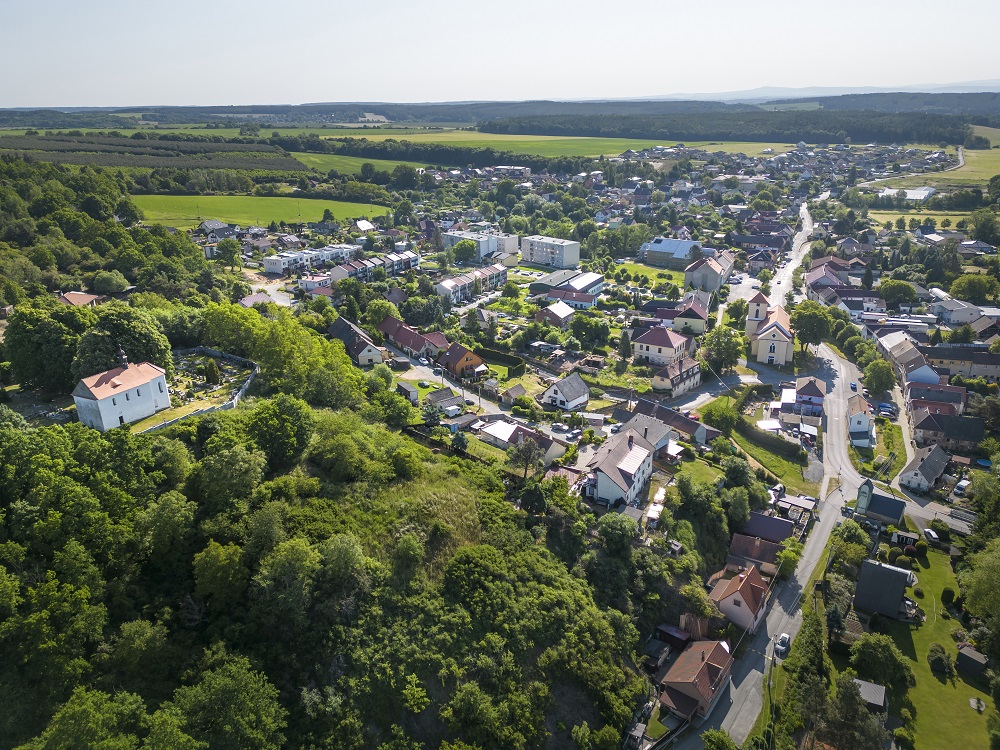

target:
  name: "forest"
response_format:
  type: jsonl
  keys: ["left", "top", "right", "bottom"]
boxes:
{"left": 479, "top": 111, "right": 975, "bottom": 145}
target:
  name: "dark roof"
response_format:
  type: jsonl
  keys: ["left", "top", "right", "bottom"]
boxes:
{"left": 623, "top": 413, "right": 673, "bottom": 447}
{"left": 727, "top": 534, "right": 781, "bottom": 566}
{"left": 912, "top": 411, "right": 985, "bottom": 442}
{"left": 633, "top": 327, "right": 690, "bottom": 349}
{"left": 425, "top": 387, "right": 459, "bottom": 405}
{"left": 866, "top": 491, "right": 906, "bottom": 525}
{"left": 854, "top": 559, "right": 909, "bottom": 617}
{"left": 548, "top": 372, "right": 590, "bottom": 402}
{"left": 744, "top": 512, "right": 795, "bottom": 544}
{"left": 901, "top": 444, "right": 950, "bottom": 483}
{"left": 852, "top": 678, "right": 887, "bottom": 712}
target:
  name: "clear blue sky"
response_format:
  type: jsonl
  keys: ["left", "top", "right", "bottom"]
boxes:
{"left": 3, "top": 0, "right": 998, "bottom": 107}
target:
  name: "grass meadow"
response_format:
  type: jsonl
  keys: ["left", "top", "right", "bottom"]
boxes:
{"left": 132, "top": 194, "right": 379, "bottom": 229}
{"left": 292, "top": 152, "right": 432, "bottom": 174}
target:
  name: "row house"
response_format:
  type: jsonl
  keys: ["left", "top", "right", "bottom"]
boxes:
{"left": 435, "top": 263, "right": 508, "bottom": 304}
{"left": 377, "top": 316, "right": 450, "bottom": 359}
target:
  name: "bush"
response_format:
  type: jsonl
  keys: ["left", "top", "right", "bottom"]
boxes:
{"left": 904, "top": 544, "right": 917, "bottom": 557}
{"left": 914, "top": 586, "right": 924, "bottom": 598}
{"left": 930, "top": 517, "right": 951, "bottom": 542}
{"left": 952, "top": 627, "right": 968, "bottom": 642}
{"left": 896, "top": 555, "right": 912, "bottom": 568}
{"left": 888, "top": 546, "right": 902, "bottom": 563}
{"left": 927, "top": 642, "right": 955, "bottom": 677}
{"left": 915, "top": 540, "right": 928, "bottom": 556}
{"left": 894, "top": 727, "right": 916, "bottom": 750}
{"left": 942, "top": 586, "right": 956, "bottom": 605}
{"left": 900, "top": 708, "right": 913, "bottom": 727}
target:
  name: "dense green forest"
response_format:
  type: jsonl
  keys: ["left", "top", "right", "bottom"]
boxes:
{"left": 765, "top": 91, "right": 1000, "bottom": 117}
{"left": 479, "top": 111, "right": 975, "bottom": 145}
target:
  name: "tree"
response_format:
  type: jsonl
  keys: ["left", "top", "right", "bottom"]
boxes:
{"left": 193, "top": 541, "right": 249, "bottom": 607}
{"left": 850, "top": 633, "right": 914, "bottom": 688}
{"left": 777, "top": 538, "right": 804, "bottom": 578}
{"left": 826, "top": 603, "right": 845, "bottom": 637}
{"left": 502, "top": 281, "right": 519, "bottom": 298}
{"left": 216, "top": 238, "right": 242, "bottom": 269}
{"left": 972, "top": 208, "right": 1000, "bottom": 245}
{"left": 862, "top": 266, "right": 874, "bottom": 290}
{"left": 702, "top": 399, "right": 739, "bottom": 435}
{"left": 5, "top": 304, "right": 96, "bottom": 390}
{"left": 726, "top": 298, "right": 748, "bottom": 326}
{"left": 790, "top": 300, "right": 831, "bottom": 351}
{"left": 246, "top": 394, "right": 316, "bottom": 471}
{"left": 617, "top": 329, "right": 631, "bottom": 360}
{"left": 878, "top": 279, "right": 917, "bottom": 308}
{"left": 204, "top": 358, "right": 221, "bottom": 385}
{"left": 949, "top": 273, "right": 1000, "bottom": 305}
{"left": 863, "top": 359, "right": 896, "bottom": 396}
{"left": 71, "top": 302, "right": 173, "bottom": 381}
{"left": 451, "top": 430, "right": 469, "bottom": 451}
{"left": 91, "top": 269, "right": 129, "bottom": 294}
{"left": 961, "top": 538, "right": 1000, "bottom": 622}
{"left": 507, "top": 437, "right": 544, "bottom": 479}
{"left": 363, "top": 298, "right": 400, "bottom": 330}
{"left": 702, "top": 326, "right": 745, "bottom": 374}
{"left": 820, "top": 674, "right": 890, "bottom": 750}
{"left": 452, "top": 239, "right": 477, "bottom": 264}
{"left": 701, "top": 729, "right": 739, "bottom": 750}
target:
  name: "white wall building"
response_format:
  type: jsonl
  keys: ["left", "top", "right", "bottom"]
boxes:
{"left": 585, "top": 429, "right": 653, "bottom": 506}
{"left": 521, "top": 235, "right": 581, "bottom": 269}
{"left": 73, "top": 361, "right": 170, "bottom": 432}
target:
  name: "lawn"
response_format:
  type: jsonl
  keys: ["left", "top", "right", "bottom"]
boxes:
{"left": 868, "top": 210, "right": 982, "bottom": 228}
{"left": 849, "top": 418, "right": 906, "bottom": 480}
{"left": 873, "top": 146, "right": 1000, "bottom": 190}
{"left": 292, "top": 152, "right": 433, "bottom": 174}
{"left": 129, "top": 398, "right": 226, "bottom": 433}
{"left": 612, "top": 261, "right": 679, "bottom": 286}
{"left": 885, "top": 550, "right": 990, "bottom": 750}
{"left": 673, "top": 456, "right": 723, "bottom": 486}
{"left": 132, "top": 194, "right": 379, "bottom": 229}
{"left": 731, "top": 427, "right": 819, "bottom": 496}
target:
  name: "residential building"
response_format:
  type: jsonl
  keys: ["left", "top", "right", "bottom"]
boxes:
{"left": 929, "top": 298, "right": 981, "bottom": 326}
{"left": 437, "top": 343, "right": 487, "bottom": 380}
{"left": 620, "top": 413, "right": 677, "bottom": 459}
{"left": 541, "top": 372, "right": 590, "bottom": 411}
{"left": 377, "top": 316, "right": 449, "bottom": 359}
{"left": 546, "top": 288, "right": 597, "bottom": 309}
{"left": 58, "top": 291, "right": 104, "bottom": 307}
{"left": 435, "top": 263, "right": 508, "bottom": 304}
{"left": 328, "top": 317, "right": 383, "bottom": 366}
{"left": 847, "top": 394, "right": 875, "bottom": 448}
{"left": 520, "top": 235, "right": 581, "bottom": 268}
{"left": 442, "top": 230, "right": 519, "bottom": 262}
{"left": 904, "top": 382, "right": 966, "bottom": 415}
{"left": 918, "top": 345, "right": 1000, "bottom": 381}
{"left": 795, "top": 376, "right": 826, "bottom": 416}
{"left": 72, "top": 358, "right": 169, "bottom": 432}
{"left": 911, "top": 409, "right": 985, "bottom": 452}
{"left": 671, "top": 292, "right": 711, "bottom": 335}
{"left": 651, "top": 358, "right": 702, "bottom": 398}
{"left": 709, "top": 566, "right": 768, "bottom": 634}
{"left": 643, "top": 237, "right": 702, "bottom": 269}
{"left": 727, "top": 534, "right": 781, "bottom": 576}
{"left": 478, "top": 420, "right": 566, "bottom": 465}
{"left": 534, "top": 301, "right": 575, "bottom": 329}
{"left": 684, "top": 250, "right": 736, "bottom": 294}
{"left": 853, "top": 679, "right": 888, "bottom": 714}
{"left": 853, "top": 559, "right": 914, "bottom": 618}
{"left": 627, "top": 399, "right": 721, "bottom": 445}
{"left": 899, "top": 444, "right": 950, "bottom": 492}
{"left": 632, "top": 328, "right": 693, "bottom": 366}
{"left": 584, "top": 429, "right": 653, "bottom": 506}
{"left": 856, "top": 479, "right": 905, "bottom": 527}
{"left": 744, "top": 512, "right": 795, "bottom": 544}
{"left": 500, "top": 383, "right": 527, "bottom": 406}
{"left": 658, "top": 641, "right": 734, "bottom": 721}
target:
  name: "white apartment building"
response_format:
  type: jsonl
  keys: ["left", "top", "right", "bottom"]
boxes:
{"left": 443, "top": 230, "right": 520, "bottom": 262}
{"left": 521, "top": 235, "right": 581, "bottom": 269}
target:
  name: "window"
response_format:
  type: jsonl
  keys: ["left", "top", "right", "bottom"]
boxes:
{"left": 112, "top": 398, "right": 117, "bottom": 406}
{"left": 158, "top": 381, "right": 164, "bottom": 394}
{"left": 136, "top": 388, "right": 141, "bottom": 397}
{"left": 125, "top": 392, "right": 130, "bottom": 401}
{"left": 733, "top": 599, "right": 741, "bottom": 607}
{"left": 769, "top": 343, "right": 776, "bottom": 353}
{"left": 118, "top": 416, "right": 125, "bottom": 426}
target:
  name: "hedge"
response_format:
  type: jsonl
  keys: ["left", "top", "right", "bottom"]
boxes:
{"left": 733, "top": 383, "right": 775, "bottom": 412}
{"left": 474, "top": 347, "right": 526, "bottom": 378}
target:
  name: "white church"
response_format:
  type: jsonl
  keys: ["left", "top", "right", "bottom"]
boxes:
{"left": 72, "top": 352, "right": 170, "bottom": 431}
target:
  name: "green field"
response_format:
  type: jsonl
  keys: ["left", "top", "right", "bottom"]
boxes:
{"left": 132, "top": 194, "right": 378, "bottom": 229}
{"left": 868, "top": 210, "right": 981, "bottom": 227}
{"left": 874, "top": 146, "right": 1000, "bottom": 190}
{"left": 292, "top": 151, "right": 432, "bottom": 174}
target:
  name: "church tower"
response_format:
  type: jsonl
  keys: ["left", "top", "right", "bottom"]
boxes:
{"left": 745, "top": 291, "right": 769, "bottom": 337}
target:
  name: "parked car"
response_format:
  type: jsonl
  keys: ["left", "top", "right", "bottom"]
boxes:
{"left": 610, "top": 424, "right": 623, "bottom": 434}
{"left": 850, "top": 382, "right": 857, "bottom": 391}
{"left": 775, "top": 633, "right": 791, "bottom": 656}
{"left": 924, "top": 528, "right": 940, "bottom": 543}
{"left": 465, "top": 399, "right": 475, "bottom": 406}
{"left": 432, "top": 367, "right": 443, "bottom": 375}
{"left": 418, "top": 357, "right": 429, "bottom": 366}
{"left": 418, "top": 380, "right": 429, "bottom": 388}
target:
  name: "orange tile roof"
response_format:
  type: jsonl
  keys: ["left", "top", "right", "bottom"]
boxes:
{"left": 72, "top": 362, "right": 166, "bottom": 401}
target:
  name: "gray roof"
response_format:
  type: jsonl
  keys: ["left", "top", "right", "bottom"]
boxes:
{"left": 744, "top": 512, "right": 795, "bottom": 544}
{"left": 913, "top": 411, "right": 985, "bottom": 442}
{"left": 623, "top": 413, "right": 672, "bottom": 448}
{"left": 550, "top": 372, "right": 590, "bottom": 402}
{"left": 852, "top": 678, "right": 887, "bottom": 712}
{"left": 865, "top": 491, "right": 906, "bottom": 525}
{"left": 854, "top": 559, "right": 909, "bottom": 618}
{"left": 901, "top": 444, "right": 950, "bottom": 482}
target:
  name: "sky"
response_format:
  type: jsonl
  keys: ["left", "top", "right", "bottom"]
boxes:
{"left": 2, "top": 0, "right": 999, "bottom": 107}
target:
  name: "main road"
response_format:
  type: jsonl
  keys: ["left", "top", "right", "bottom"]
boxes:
{"left": 673, "top": 203, "right": 866, "bottom": 749}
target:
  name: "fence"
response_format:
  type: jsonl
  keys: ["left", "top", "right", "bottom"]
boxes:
{"left": 138, "top": 348, "right": 259, "bottom": 434}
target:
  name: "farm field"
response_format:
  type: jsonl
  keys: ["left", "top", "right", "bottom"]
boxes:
{"left": 873, "top": 147, "right": 1000, "bottom": 190}
{"left": 867, "top": 210, "right": 981, "bottom": 227}
{"left": 132, "top": 194, "right": 379, "bottom": 229}
{"left": 292, "top": 151, "right": 432, "bottom": 174}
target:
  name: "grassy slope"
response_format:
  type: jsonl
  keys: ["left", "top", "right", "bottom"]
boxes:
{"left": 731, "top": 428, "right": 819, "bottom": 496}
{"left": 132, "top": 194, "right": 379, "bottom": 229}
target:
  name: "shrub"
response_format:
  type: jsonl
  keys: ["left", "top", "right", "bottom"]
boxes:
{"left": 900, "top": 708, "right": 913, "bottom": 727}
{"left": 930, "top": 517, "right": 951, "bottom": 542}
{"left": 904, "top": 544, "right": 917, "bottom": 557}
{"left": 952, "top": 627, "right": 968, "bottom": 642}
{"left": 915, "top": 539, "right": 928, "bottom": 556}
{"left": 894, "top": 727, "right": 916, "bottom": 750}
{"left": 896, "top": 555, "right": 912, "bottom": 569}
{"left": 876, "top": 547, "right": 889, "bottom": 562}
{"left": 942, "top": 586, "right": 956, "bottom": 605}
{"left": 888, "top": 546, "right": 902, "bottom": 563}
{"left": 927, "top": 642, "right": 955, "bottom": 677}
{"left": 913, "top": 586, "right": 924, "bottom": 598}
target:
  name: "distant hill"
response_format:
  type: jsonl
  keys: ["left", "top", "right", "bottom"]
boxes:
{"left": 765, "top": 91, "right": 1000, "bottom": 116}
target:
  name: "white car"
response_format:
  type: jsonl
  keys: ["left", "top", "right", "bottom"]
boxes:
{"left": 418, "top": 357, "right": 429, "bottom": 366}
{"left": 775, "top": 633, "right": 791, "bottom": 656}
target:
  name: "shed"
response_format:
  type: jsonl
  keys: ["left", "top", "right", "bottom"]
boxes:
{"left": 396, "top": 381, "right": 419, "bottom": 404}
{"left": 852, "top": 678, "right": 888, "bottom": 713}
{"left": 957, "top": 645, "right": 988, "bottom": 677}
{"left": 655, "top": 624, "right": 692, "bottom": 652}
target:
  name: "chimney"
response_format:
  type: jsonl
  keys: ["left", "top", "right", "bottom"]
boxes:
{"left": 701, "top": 650, "right": 705, "bottom": 662}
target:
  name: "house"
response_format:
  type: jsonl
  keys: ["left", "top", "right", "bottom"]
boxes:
{"left": 632, "top": 328, "right": 693, "bottom": 366}
{"left": 621, "top": 413, "right": 676, "bottom": 459}
{"left": 709, "top": 565, "right": 768, "bottom": 633}
{"left": 899, "top": 444, "right": 950, "bottom": 492}
{"left": 747, "top": 298, "right": 794, "bottom": 367}
{"left": 437, "top": 343, "right": 487, "bottom": 380}
{"left": 546, "top": 288, "right": 597, "bottom": 309}
{"left": 520, "top": 235, "right": 581, "bottom": 268}
{"left": 856, "top": 479, "right": 905, "bottom": 527}
{"left": 747, "top": 250, "right": 774, "bottom": 275}
{"left": 671, "top": 293, "right": 711, "bottom": 335}
{"left": 377, "top": 316, "right": 449, "bottom": 359}
{"left": 847, "top": 394, "right": 875, "bottom": 448}
{"left": 584, "top": 429, "right": 653, "bottom": 506}
{"left": 534, "top": 301, "right": 576, "bottom": 330}
{"left": 500, "top": 383, "right": 527, "bottom": 406}
{"left": 643, "top": 237, "right": 703, "bottom": 269}
{"left": 744, "top": 512, "right": 795, "bottom": 544}
{"left": 651, "top": 358, "right": 702, "bottom": 398}
{"left": 238, "top": 292, "right": 278, "bottom": 308}
{"left": 726, "top": 534, "right": 782, "bottom": 576}
{"left": 918, "top": 345, "right": 1000, "bottom": 382}
{"left": 929, "top": 298, "right": 981, "bottom": 326}
{"left": 351, "top": 219, "right": 376, "bottom": 234}
{"left": 425, "top": 387, "right": 465, "bottom": 412}
{"left": 684, "top": 256, "right": 728, "bottom": 294}
{"left": 198, "top": 219, "right": 227, "bottom": 234}
{"left": 395, "top": 381, "right": 419, "bottom": 404}
{"left": 904, "top": 382, "right": 966, "bottom": 416}
{"left": 478, "top": 420, "right": 566, "bottom": 465}
{"left": 72, "top": 357, "right": 170, "bottom": 432}
{"left": 328, "top": 317, "right": 383, "bottom": 366}
{"left": 541, "top": 372, "right": 590, "bottom": 411}
{"left": 658, "top": 641, "right": 733, "bottom": 721}
{"left": 853, "top": 559, "right": 914, "bottom": 618}
{"left": 795, "top": 376, "right": 826, "bottom": 416}
{"left": 911, "top": 409, "right": 984, "bottom": 452}
{"left": 629, "top": 399, "right": 721, "bottom": 446}
{"left": 472, "top": 308, "right": 499, "bottom": 331}
{"left": 957, "top": 645, "right": 989, "bottom": 678}
{"left": 852, "top": 679, "right": 888, "bottom": 714}
{"left": 58, "top": 291, "right": 104, "bottom": 307}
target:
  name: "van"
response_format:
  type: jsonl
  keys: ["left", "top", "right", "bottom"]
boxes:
{"left": 954, "top": 479, "right": 971, "bottom": 497}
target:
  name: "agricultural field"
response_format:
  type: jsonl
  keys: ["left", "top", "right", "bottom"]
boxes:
{"left": 132, "top": 194, "right": 379, "bottom": 230}
{"left": 292, "top": 151, "right": 432, "bottom": 174}
{"left": 867, "top": 210, "right": 981, "bottom": 227}
{"left": 873, "top": 146, "right": 1000, "bottom": 190}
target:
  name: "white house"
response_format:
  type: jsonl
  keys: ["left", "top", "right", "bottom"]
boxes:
{"left": 899, "top": 444, "right": 950, "bottom": 492}
{"left": 585, "top": 429, "right": 653, "bottom": 506}
{"left": 73, "top": 360, "right": 170, "bottom": 432}
{"left": 847, "top": 394, "right": 875, "bottom": 448}
{"left": 520, "top": 235, "right": 581, "bottom": 269}
{"left": 632, "top": 327, "right": 692, "bottom": 367}
{"left": 541, "top": 372, "right": 590, "bottom": 411}
{"left": 709, "top": 565, "right": 768, "bottom": 634}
